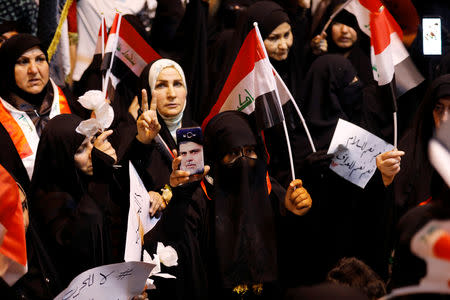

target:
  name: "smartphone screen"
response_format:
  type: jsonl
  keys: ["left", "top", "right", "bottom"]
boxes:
{"left": 176, "top": 127, "right": 205, "bottom": 175}
{"left": 423, "top": 17, "right": 442, "bottom": 55}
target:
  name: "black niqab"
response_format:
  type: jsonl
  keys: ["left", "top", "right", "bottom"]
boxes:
{"left": 299, "top": 54, "right": 361, "bottom": 153}
{"left": 204, "top": 111, "right": 277, "bottom": 288}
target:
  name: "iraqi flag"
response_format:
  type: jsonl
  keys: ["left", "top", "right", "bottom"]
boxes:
{"left": 94, "top": 16, "right": 108, "bottom": 59}
{"left": 344, "top": 0, "right": 424, "bottom": 96}
{"left": 0, "top": 164, "right": 27, "bottom": 286}
{"left": 101, "top": 13, "right": 161, "bottom": 90}
{"left": 202, "top": 27, "right": 288, "bottom": 130}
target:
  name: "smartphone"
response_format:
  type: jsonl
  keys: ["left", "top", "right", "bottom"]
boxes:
{"left": 422, "top": 17, "right": 442, "bottom": 55}
{"left": 176, "top": 127, "right": 204, "bottom": 175}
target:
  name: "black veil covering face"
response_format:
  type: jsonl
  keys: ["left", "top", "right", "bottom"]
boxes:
{"left": 203, "top": 111, "right": 278, "bottom": 289}
{"left": 284, "top": 54, "right": 368, "bottom": 284}
{"left": 293, "top": 54, "right": 362, "bottom": 161}
{"left": 393, "top": 74, "right": 450, "bottom": 219}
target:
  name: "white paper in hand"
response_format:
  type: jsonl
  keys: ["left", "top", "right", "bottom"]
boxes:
{"left": 54, "top": 261, "right": 154, "bottom": 300}
{"left": 327, "top": 119, "right": 393, "bottom": 188}
{"left": 125, "top": 162, "right": 160, "bottom": 262}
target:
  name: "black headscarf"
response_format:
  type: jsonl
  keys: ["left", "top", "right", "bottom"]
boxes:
{"left": 326, "top": 10, "right": 360, "bottom": 54}
{"left": 298, "top": 54, "right": 362, "bottom": 154}
{"left": 325, "top": 10, "right": 373, "bottom": 85}
{"left": 0, "top": 33, "right": 48, "bottom": 101}
{"left": 244, "top": 1, "right": 290, "bottom": 40}
{"left": 204, "top": 111, "right": 277, "bottom": 288}
{"left": 30, "top": 114, "right": 118, "bottom": 285}
{"left": 0, "top": 33, "right": 54, "bottom": 136}
{"left": 31, "top": 114, "right": 85, "bottom": 199}
{"left": 394, "top": 74, "right": 450, "bottom": 215}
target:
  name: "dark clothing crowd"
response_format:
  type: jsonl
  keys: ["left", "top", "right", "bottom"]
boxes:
{"left": 0, "top": 1, "right": 449, "bottom": 300}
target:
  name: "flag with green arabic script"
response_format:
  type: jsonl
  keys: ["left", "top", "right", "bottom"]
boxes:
{"left": 201, "top": 27, "right": 291, "bottom": 131}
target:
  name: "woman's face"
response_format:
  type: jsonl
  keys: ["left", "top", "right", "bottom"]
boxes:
{"left": 331, "top": 22, "right": 358, "bottom": 49}
{"left": 154, "top": 67, "right": 187, "bottom": 118}
{"left": 433, "top": 97, "right": 450, "bottom": 129}
{"left": 264, "top": 22, "right": 293, "bottom": 61}
{"left": 14, "top": 46, "right": 49, "bottom": 94}
{"left": 74, "top": 137, "right": 94, "bottom": 176}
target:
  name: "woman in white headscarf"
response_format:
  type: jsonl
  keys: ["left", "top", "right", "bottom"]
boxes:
{"left": 130, "top": 58, "right": 197, "bottom": 216}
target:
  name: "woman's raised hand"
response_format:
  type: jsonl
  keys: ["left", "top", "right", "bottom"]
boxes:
{"left": 169, "top": 149, "right": 210, "bottom": 187}
{"left": 136, "top": 89, "right": 161, "bottom": 144}
{"left": 94, "top": 130, "right": 117, "bottom": 163}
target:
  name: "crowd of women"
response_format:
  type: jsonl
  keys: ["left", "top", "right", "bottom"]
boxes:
{"left": 0, "top": 0, "right": 449, "bottom": 299}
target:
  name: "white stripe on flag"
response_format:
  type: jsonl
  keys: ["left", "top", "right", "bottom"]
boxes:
{"left": 345, "top": 0, "right": 371, "bottom": 36}
{"left": 219, "top": 58, "right": 276, "bottom": 114}
{"left": 0, "top": 255, "right": 27, "bottom": 286}
{"left": 115, "top": 37, "right": 149, "bottom": 77}
{"left": 371, "top": 32, "right": 409, "bottom": 85}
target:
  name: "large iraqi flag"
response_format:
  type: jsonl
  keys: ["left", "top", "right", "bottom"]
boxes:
{"left": 202, "top": 27, "right": 291, "bottom": 130}
{"left": 0, "top": 164, "right": 27, "bottom": 286}
{"left": 344, "top": 0, "right": 424, "bottom": 96}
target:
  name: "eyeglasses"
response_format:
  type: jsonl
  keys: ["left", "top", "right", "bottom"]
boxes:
{"left": 223, "top": 146, "right": 257, "bottom": 165}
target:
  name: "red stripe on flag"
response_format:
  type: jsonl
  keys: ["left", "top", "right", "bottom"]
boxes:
{"left": 202, "top": 28, "right": 266, "bottom": 129}
{"left": 359, "top": 0, "right": 383, "bottom": 13}
{"left": 101, "top": 18, "right": 108, "bottom": 44}
{"left": 370, "top": 5, "right": 403, "bottom": 55}
{"left": 119, "top": 18, "right": 161, "bottom": 63}
{"left": 0, "top": 164, "right": 27, "bottom": 267}
{"left": 109, "top": 13, "right": 120, "bottom": 35}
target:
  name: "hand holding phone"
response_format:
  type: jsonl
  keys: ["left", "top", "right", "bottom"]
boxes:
{"left": 176, "top": 127, "right": 205, "bottom": 175}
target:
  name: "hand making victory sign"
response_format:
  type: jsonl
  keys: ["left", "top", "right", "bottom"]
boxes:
{"left": 136, "top": 89, "right": 161, "bottom": 144}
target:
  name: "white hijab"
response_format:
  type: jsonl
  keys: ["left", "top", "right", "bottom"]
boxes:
{"left": 148, "top": 59, "right": 187, "bottom": 141}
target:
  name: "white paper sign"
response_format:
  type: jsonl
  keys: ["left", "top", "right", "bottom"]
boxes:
{"left": 54, "top": 261, "right": 155, "bottom": 300}
{"left": 327, "top": 119, "right": 393, "bottom": 188}
{"left": 125, "top": 162, "right": 160, "bottom": 262}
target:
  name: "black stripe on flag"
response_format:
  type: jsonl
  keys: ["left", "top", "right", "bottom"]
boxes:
{"left": 111, "top": 55, "right": 138, "bottom": 83}
{"left": 254, "top": 90, "right": 284, "bottom": 130}
{"left": 101, "top": 52, "right": 113, "bottom": 72}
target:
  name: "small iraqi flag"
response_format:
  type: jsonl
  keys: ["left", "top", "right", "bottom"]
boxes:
{"left": 101, "top": 13, "right": 161, "bottom": 89}
{"left": 202, "top": 27, "right": 290, "bottom": 130}
{"left": 94, "top": 16, "right": 108, "bottom": 59}
{"left": 0, "top": 164, "right": 27, "bottom": 286}
{"left": 344, "top": 0, "right": 424, "bottom": 96}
